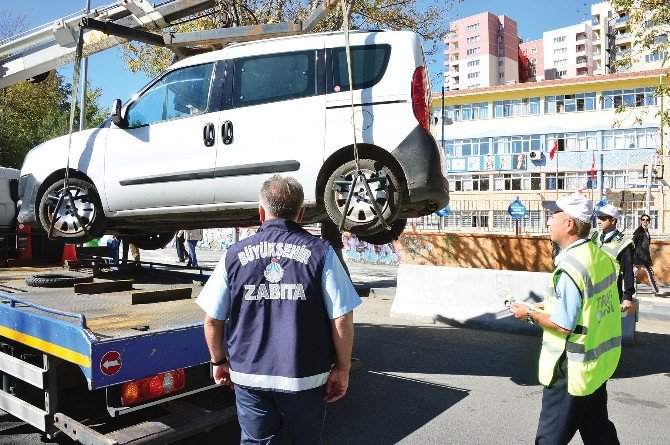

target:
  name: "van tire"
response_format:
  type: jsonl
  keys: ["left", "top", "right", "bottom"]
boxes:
{"left": 324, "top": 159, "right": 402, "bottom": 236}
{"left": 38, "top": 178, "right": 107, "bottom": 244}
{"left": 357, "top": 218, "right": 407, "bottom": 245}
{"left": 25, "top": 272, "right": 93, "bottom": 288}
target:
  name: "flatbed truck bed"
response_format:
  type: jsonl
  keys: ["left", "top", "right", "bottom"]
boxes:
{"left": 0, "top": 263, "right": 234, "bottom": 444}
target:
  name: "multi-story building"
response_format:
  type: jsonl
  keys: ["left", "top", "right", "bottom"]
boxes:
{"left": 543, "top": 22, "right": 595, "bottom": 80}
{"left": 443, "top": 12, "right": 520, "bottom": 91}
{"left": 431, "top": 69, "right": 670, "bottom": 235}
{"left": 519, "top": 38, "right": 544, "bottom": 81}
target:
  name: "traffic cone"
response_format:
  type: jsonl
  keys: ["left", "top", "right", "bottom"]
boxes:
{"left": 62, "top": 244, "right": 78, "bottom": 263}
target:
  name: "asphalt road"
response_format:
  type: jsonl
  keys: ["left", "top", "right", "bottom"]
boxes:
{"left": 2, "top": 251, "right": 669, "bottom": 444}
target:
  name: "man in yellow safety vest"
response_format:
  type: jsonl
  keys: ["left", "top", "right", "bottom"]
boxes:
{"left": 510, "top": 193, "right": 621, "bottom": 445}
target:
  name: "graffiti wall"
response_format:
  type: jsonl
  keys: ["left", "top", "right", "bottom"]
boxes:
{"left": 193, "top": 228, "right": 668, "bottom": 285}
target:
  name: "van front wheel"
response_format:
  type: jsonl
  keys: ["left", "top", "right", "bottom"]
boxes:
{"left": 38, "top": 178, "right": 107, "bottom": 243}
{"left": 324, "top": 159, "right": 402, "bottom": 236}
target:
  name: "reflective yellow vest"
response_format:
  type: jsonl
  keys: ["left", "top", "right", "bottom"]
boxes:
{"left": 539, "top": 240, "right": 622, "bottom": 396}
{"left": 591, "top": 230, "right": 634, "bottom": 261}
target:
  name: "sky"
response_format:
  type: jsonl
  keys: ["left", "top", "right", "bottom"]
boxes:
{"left": 1, "top": 0, "right": 596, "bottom": 105}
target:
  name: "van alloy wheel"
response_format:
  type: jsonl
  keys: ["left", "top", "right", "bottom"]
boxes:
{"left": 38, "top": 178, "right": 106, "bottom": 242}
{"left": 324, "top": 159, "right": 402, "bottom": 236}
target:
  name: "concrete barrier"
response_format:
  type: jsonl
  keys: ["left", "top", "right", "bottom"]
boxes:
{"left": 390, "top": 264, "right": 549, "bottom": 333}
{"left": 390, "top": 264, "right": 637, "bottom": 344}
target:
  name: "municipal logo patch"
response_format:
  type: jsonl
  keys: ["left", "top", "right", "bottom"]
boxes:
{"left": 264, "top": 258, "right": 284, "bottom": 283}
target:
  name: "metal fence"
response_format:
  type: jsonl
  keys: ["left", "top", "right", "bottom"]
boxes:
{"left": 408, "top": 152, "right": 670, "bottom": 238}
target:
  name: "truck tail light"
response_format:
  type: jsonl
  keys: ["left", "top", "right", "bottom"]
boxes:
{"left": 411, "top": 66, "right": 430, "bottom": 133}
{"left": 121, "top": 369, "right": 186, "bottom": 406}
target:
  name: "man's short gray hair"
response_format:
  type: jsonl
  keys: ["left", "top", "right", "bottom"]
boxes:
{"left": 259, "top": 175, "right": 304, "bottom": 219}
{"left": 573, "top": 218, "right": 591, "bottom": 238}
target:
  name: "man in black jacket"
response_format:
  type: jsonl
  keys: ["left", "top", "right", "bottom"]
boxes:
{"left": 591, "top": 204, "right": 635, "bottom": 314}
{"left": 632, "top": 214, "right": 660, "bottom": 294}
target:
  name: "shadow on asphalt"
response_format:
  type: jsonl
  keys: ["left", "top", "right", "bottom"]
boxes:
{"left": 614, "top": 330, "right": 670, "bottom": 379}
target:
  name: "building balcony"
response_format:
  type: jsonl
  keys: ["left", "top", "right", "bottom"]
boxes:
{"left": 616, "top": 32, "right": 632, "bottom": 43}
{"left": 616, "top": 15, "right": 629, "bottom": 24}
{"left": 576, "top": 58, "right": 589, "bottom": 66}
{"left": 593, "top": 50, "right": 601, "bottom": 57}
{"left": 592, "top": 19, "right": 600, "bottom": 27}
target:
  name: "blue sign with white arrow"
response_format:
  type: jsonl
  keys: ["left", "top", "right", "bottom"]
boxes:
{"left": 436, "top": 204, "right": 451, "bottom": 217}
{"left": 508, "top": 197, "right": 527, "bottom": 220}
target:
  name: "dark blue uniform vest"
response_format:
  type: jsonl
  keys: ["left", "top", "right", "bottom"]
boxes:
{"left": 224, "top": 219, "right": 334, "bottom": 391}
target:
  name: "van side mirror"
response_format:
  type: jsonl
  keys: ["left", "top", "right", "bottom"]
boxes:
{"left": 111, "top": 99, "right": 128, "bottom": 128}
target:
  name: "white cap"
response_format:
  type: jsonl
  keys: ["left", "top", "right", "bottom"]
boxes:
{"left": 596, "top": 203, "right": 620, "bottom": 220}
{"left": 542, "top": 193, "right": 593, "bottom": 223}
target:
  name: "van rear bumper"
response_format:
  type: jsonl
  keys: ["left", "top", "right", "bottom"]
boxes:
{"left": 17, "top": 174, "right": 40, "bottom": 226}
{"left": 391, "top": 125, "right": 449, "bottom": 211}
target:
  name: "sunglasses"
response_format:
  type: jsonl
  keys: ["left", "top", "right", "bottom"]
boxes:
{"left": 641, "top": 218, "right": 650, "bottom": 222}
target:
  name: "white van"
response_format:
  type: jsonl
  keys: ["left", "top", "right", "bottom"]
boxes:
{"left": 17, "top": 30, "right": 448, "bottom": 247}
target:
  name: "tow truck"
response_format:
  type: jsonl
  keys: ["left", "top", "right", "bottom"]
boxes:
{"left": 0, "top": 1, "right": 342, "bottom": 442}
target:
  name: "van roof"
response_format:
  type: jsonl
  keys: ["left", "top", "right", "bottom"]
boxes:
{"left": 170, "top": 29, "right": 394, "bottom": 69}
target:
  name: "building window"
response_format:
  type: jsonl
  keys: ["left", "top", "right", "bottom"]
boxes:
{"left": 466, "top": 35, "right": 480, "bottom": 43}
{"left": 493, "top": 98, "right": 541, "bottom": 118}
{"left": 602, "top": 127, "right": 659, "bottom": 150}
{"left": 443, "top": 103, "right": 489, "bottom": 123}
{"left": 492, "top": 134, "right": 542, "bottom": 154}
{"left": 602, "top": 88, "right": 655, "bottom": 109}
{"left": 498, "top": 72, "right": 504, "bottom": 79}
{"left": 467, "top": 72, "right": 480, "bottom": 79}
{"left": 545, "top": 93, "right": 597, "bottom": 113}
{"left": 645, "top": 51, "right": 668, "bottom": 63}
{"left": 531, "top": 47, "right": 537, "bottom": 54}
{"left": 554, "top": 48, "right": 567, "bottom": 55}
{"left": 530, "top": 58, "right": 537, "bottom": 64}
{"left": 545, "top": 173, "right": 565, "bottom": 190}
{"left": 467, "top": 59, "right": 480, "bottom": 67}
{"left": 466, "top": 47, "right": 481, "bottom": 55}
{"left": 466, "top": 23, "right": 480, "bottom": 31}
{"left": 498, "top": 60, "right": 504, "bottom": 67}
{"left": 467, "top": 84, "right": 481, "bottom": 89}
{"left": 557, "top": 70, "right": 568, "bottom": 77}
{"left": 553, "top": 36, "right": 566, "bottom": 43}
{"left": 444, "top": 137, "right": 490, "bottom": 156}
{"left": 555, "top": 59, "right": 567, "bottom": 66}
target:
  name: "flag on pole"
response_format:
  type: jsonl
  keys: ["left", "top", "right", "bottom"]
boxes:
{"left": 590, "top": 152, "right": 596, "bottom": 182}
{"left": 549, "top": 138, "right": 559, "bottom": 160}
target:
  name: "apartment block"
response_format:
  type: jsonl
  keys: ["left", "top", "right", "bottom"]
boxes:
{"left": 543, "top": 22, "right": 595, "bottom": 80}
{"left": 444, "top": 12, "right": 520, "bottom": 91}
{"left": 519, "top": 38, "right": 544, "bottom": 81}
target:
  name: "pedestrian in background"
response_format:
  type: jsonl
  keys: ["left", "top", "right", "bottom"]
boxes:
{"left": 632, "top": 214, "right": 660, "bottom": 294}
{"left": 196, "top": 174, "right": 361, "bottom": 443}
{"left": 510, "top": 193, "right": 620, "bottom": 445}
{"left": 176, "top": 230, "right": 188, "bottom": 263}
{"left": 185, "top": 229, "right": 203, "bottom": 268}
{"left": 591, "top": 204, "right": 635, "bottom": 315}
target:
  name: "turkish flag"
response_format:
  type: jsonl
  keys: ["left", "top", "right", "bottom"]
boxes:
{"left": 549, "top": 139, "right": 559, "bottom": 160}
{"left": 590, "top": 152, "right": 596, "bottom": 181}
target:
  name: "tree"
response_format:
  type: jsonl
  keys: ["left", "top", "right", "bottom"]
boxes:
{"left": 0, "top": 11, "right": 109, "bottom": 169}
{"left": 122, "top": 0, "right": 454, "bottom": 78}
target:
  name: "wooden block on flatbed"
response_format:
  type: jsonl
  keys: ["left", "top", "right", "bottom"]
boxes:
{"left": 131, "top": 287, "right": 192, "bottom": 305}
{"left": 74, "top": 279, "right": 134, "bottom": 294}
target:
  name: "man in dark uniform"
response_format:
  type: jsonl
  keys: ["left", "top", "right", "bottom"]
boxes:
{"left": 197, "top": 174, "right": 361, "bottom": 444}
{"left": 591, "top": 204, "right": 635, "bottom": 315}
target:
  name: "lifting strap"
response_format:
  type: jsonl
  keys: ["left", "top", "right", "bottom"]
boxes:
{"left": 337, "top": 0, "right": 391, "bottom": 232}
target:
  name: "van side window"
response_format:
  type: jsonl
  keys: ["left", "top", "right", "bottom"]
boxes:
{"left": 126, "top": 63, "right": 214, "bottom": 128}
{"left": 233, "top": 51, "right": 316, "bottom": 108}
{"left": 331, "top": 44, "right": 391, "bottom": 92}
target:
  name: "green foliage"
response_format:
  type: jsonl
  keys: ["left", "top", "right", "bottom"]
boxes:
{"left": 0, "top": 72, "right": 109, "bottom": 168}
{"left": 122, "top": 0, "right": 453, "bottom": 77}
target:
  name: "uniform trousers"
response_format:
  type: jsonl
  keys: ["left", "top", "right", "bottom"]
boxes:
{"left": 536, "top": 358, "right": 619, "bottom": 445}
{"left": 234, "top": 384, "right": 326, "bottom": 445}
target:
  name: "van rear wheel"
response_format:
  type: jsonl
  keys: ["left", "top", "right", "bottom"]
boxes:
{"left": 324, "top": 159, "right": 402, "bottom": 236}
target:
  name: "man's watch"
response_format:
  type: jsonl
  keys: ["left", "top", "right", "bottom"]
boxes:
{"left": 211, "top": 357, "right": 228, "bottom": 366}
{"left": 526, "top": 307, "right": 535, "bottom": 324}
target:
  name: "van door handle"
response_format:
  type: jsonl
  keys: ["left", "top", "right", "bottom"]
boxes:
{"left": 203, "top": 122, "right": 215, "bottom": 147}
{"left": 222, "top": 121, "right": 234, "bottom": 145}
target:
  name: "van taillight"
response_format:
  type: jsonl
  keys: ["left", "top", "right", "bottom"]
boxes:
{"left": 121, "top": 369, "right": 186, "bottom": 406}
{"left": 411, "top": 66, "right": 430, "bottom": 133}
